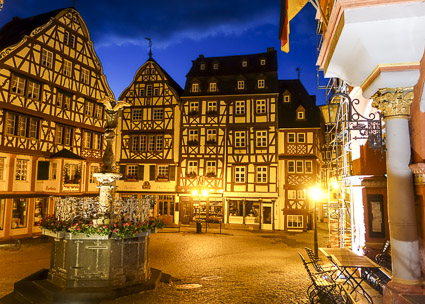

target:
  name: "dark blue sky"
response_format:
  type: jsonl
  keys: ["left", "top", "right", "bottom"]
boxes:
{"left": 0, "top": 0, "right": 326, "bottom": 104}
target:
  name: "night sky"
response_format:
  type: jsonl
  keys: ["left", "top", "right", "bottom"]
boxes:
{"left": 0, "top": 0, "right": 326, "bottom": 104}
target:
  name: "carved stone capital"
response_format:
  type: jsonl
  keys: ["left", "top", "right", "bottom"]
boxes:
{"left": 372, "top": 87, "right": 414, "bottom": 118}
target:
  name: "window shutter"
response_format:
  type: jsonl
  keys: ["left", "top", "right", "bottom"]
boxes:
{"left": 138, "top": 165, "right": 144, "bottom": 180}
{"left": 169, "top": 165, "right": 175, "bottom": 181}
{"left": 37, "top": 161, "right": 50, "bottom": 180}
{"left": 149, "top": 165, "right": 156, "bottom": 181}
{"left": 119, "top": 165, "right": 126, "bottom": 179}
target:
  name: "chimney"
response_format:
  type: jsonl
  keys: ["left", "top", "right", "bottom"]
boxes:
{"left": 267, "top": 47, "right": 275, "bottom": 52}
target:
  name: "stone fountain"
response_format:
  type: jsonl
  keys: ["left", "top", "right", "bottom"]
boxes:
{"left": 0, "top": 98, "right": 165, "bottom": 304}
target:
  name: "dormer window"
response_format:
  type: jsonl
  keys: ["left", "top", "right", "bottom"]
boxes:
{"left": 284, "top": 95, "right": 290, "bottom": 103}
{"left": 242, "top": 60, "right": 247, "bottom": 67}
{"left": 258, "top": 79, "right": 265, "bottom": 89}
{"left": 200, "top": 63, "right": 206, "bottom": 70}
{"left": 260, "top": 59, "right": 266, "bottom": 65}
{"left": 191, "top": 83, "right": 199, "bottom": 93}
{"left": 213, "top": 63, "right": 219, "bottom": 70}
{"left": 237, "top": 80, "right": 245, "bottom": 90}
{"left": 296, "top": 105, "right": 305, "bottom": 120}
{"left": 209, "top": 82, "right": 217, "bottom": 92}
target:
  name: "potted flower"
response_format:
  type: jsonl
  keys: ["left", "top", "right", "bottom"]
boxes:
{"left": 186, "top": 172, "right": 197, "bottom": 178}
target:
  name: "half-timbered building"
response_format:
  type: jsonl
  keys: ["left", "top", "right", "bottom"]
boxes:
{"left": 0, "top": 8, "right": 113, "bottom": 240}
{"left": 277, "top": 79, "right": 321, "bottom": 231}
{"left": 179, "top": 48, "right": 279, "bottom": 230}
{"left": 116, "top": 55, "right": 182, "bottom": 225}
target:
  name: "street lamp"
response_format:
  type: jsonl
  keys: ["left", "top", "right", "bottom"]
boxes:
{"left": 309, "top": 186, "right": 323, "bottom": 258}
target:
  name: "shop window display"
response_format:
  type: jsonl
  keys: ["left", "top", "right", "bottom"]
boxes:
{"left": 12, "top": 198, "right": 27, "bottom": 229}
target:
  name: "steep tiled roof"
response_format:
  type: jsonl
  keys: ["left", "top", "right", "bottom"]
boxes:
{"left": 147, "top": 57, "right": 183, "bottom": 96}
{"left": 0, "top": 8, "right": 66, "bottom": 51}
{"left": 183, "top": 48, "right": 278, "bottom": 96}
{"left": 278, "top": 79, "right": 320, "bottom": 128}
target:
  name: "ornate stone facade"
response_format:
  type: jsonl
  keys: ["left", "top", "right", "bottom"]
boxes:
{"left": 372, "top": 87, "right": 414, "bottom": 118}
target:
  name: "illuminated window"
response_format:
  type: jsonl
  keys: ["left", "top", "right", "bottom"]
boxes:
{"left": 235, "top": 131, "right": 246, "bottom": 148}
{"left": 200, "top": 63, "right": 206, "bottom": 70}
{"left": 157, "top": 165, "right": 169, "bottom": 180}
{"left": 256, "top": 166, "right": 267, "bottom": 183}
{"left": 297, "top": 190, "right": 306, "bottom": 199}
{"left": 297, "top": 111, "right": 305, "bottom": 120}
{"left": 242, "top": 60, "right": 247, "bottom": 67}
{"left": 256, "top": 131, "right": 267, "bottom": 147}
{"left": 260, "top": 59, "right": 266, "bottom": 65}
{"left": 189, "top": 101, "right": 199, "bottom": 114}
{"left": 153, "top": 108, "right": 163, "bottom": 120}
{"left": 209, "top": 82, "right": 217, "bottom": 92}
{"left": 258, "top": 79, "right": 265, "bottom": 88}
{"left": 213, "top": 63, "right": 219, "bottom": 69}
{"left": 287, "top": 215, "right": 303, "bottom": 228}
{"left": 26, "top": 80, "right": 41, "bottom": 100}
{"left": 85, "top": 101, "right": 94, "bottom": 116}
{"left": 235, "top": 101, "right": 245, "bottom": 115}
{"left": 256, "top": 100, "right": 266, "bottom": 114}
{"left": 188, "top": 161, "right": 198, "bottom": 176}
{"left": 207, "top": 129, "right": 217, "bottom": 144}
{"left": 288, "top": 190, "right": 296, "bottom": 199}
{"left": 284, "top": 95, "right": 290, "bottom": 103}
{"left": 191, "top": 83, "right": 199, "bottom": 92}
{"left": 288, "top": 160, "right": 295, "bottom": 173}
{"left": 237, "top": 80, "right": 245, "bottom": 90}
{"left": 12, "top": 198, "right": 27, "bottom": 229}
{"left": 15, "top": 159, "right": 28, "bottom": 181}
{"left": 41, "top": 49, "right": 53, "bottom": 68}
{"left": 235, "top": 166, "right": 246, "bottom": 183}
{"left": 297, "top": 133, "right": 305, "bottom": 143}
{"left": 127, "top": 165, "right": 138, "bottom": 179}
{"left": 207, "top": 101, "right": 217, "bottom": 113}
{"left": 206, "top": 161, "right": 216, "bottom": 176}
{"left": 94, "top": 133, "right": 102, "bottom": 150}
{"left": 83, "top": 131, "right": 92, "bottom": 149}
{"left": 63, "top": 60, "right": 72, "bottom": 77}
{"left": 188, "top": 129, "right": 199, "bottom": 144}
{"left": 305, "top": 161, "right": 313, "bottom": 174}
{"left": 11, "top": 74, "right": 25, "bottom": 95}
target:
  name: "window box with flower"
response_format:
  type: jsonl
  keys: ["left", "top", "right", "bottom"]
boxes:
{"left": 156, "top": 175, "right": 169, "bottom": 181}
{"left": 188, "top": 110, "right": 199, "bottom": 116}
{"left": 206, "top": 139, "right": 217, "bottom": 145}
{"left": 187, "top": 140, "right": 199, "bottom": 146}
{"left": 206, "top": 110, "right": 218, "bottom": 116}
{"left": 126, "top": 175, "right": 137, "bottom": 181}
{"left": 206, "top": 172, "right": 217, "bottom": 178}
{"left": 186, "top": 172, "right": 197, "bottom": 179}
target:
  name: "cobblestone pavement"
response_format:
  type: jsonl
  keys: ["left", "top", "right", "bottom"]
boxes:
{"left": 0, "top": 223, "right": 382, "bottom": 304}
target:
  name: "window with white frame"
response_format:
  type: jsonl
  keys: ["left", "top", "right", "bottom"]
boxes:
{"left": 256, "top": 166, "right": 267, "bottom": 183}
{"left": 213, "top": 63, "right": 219, "bottom": 70}
{"left": 57, "top": 91, "right": 72, "bottom": 110}
{"left": 63, "top": 60, "right": 72, "bottom": 77}
{"left": 156, "top": 136, "right": 163, "bottom": 151}
{"left": 209, "top": 82, "right": 217, "bottom": 92}
{"left": 296, "top": 160, "right": 303, "bottom": 173}
{"left": 158, "top": 165, "right": 169, "bottom": 178}
{"left": 256, "top": 131, "right": 267, "bottom": 147}
{"left": 148, "top": 135, "right": 156, "bottom": 151}
{"left": 297, "top": 133, "right": 305, "bottom": 143}
{"left": 287, "top": 215, "right": 303, "bottom": 228}
{"left": 26, "top": 80, "right": 41, "bottom": 100}
{"left": 11, "top": 74, "right": 25, "bottom": 95}
{"left": 81, "top": 68, "right": 90, "bottom": 84}
{"left": 153, "top": 108, "right": 163, "bottom": 120}
{"left": 260, "top": 59, "right": 266, "bottom": 65}
{"left": 288, "top": 133, "right": 295, "bottom": 143}
{"left": 284, "top": 95, "right": 290, "bottom": 103}
{"left": 146, "top": 85, "right": 153, "bottom": 96}
{"left": 297, "top": 110, "right": 305, "bottom": 120}
{"left": 85, "top": 101, "right": 94, "bottom": 116}
{"left": 15, "top": 159, "right": 28, "bottom": 181}
{"left": 127, "top": 165, "right": 138, "bottom": 179}
{"left": 305, "top": 161, "right": 313, "bottom": 174}
{"left": 207, "top": 129, "right": 217, "bottom": 144}
{"left": 235, "top": 166, "right": 246, "bottom": 183}
{"left": 200, "top": 63, "right": 206, "bottom": 70}
{"left": 256, "top": 99, "right": 266, "bottom": 114}
{"left": 206, "top": 161, "right": 216, "bottom": 176}
{"left": 189, "top": 101, "right": 199, "bottom": 114}
{"left": 297, "top": 190, "right": 306, "bottom": 199}
{"left": 235, "top": 131, "right": 246, "bottom": 148}
{"left": 288, "top": 160, "right": 295, "bottom": 173}
{"left": 235, "top": 101, "right": 245, "bottom": 115}
{"left": 237, "top": 80, "right": 245, "bottom": 90}
{"left": 57, "top": 125, "right": 73, "bottom": 146}
{"left": 191, "top": 83, "right": 199, "bottom": 92}
{"left": 288, "top": 190, "right": 297, "bottom": 199}
{"left": 83, "top": 131, "right": 92, "bottom": 149}
{"left": 0, "top": 158, "right": 4, "bottom": 180}
{"left": 94, "top": 133, "right": 102, "bottom": 150}
{"left": 258, "top": 79, "right": 265, "bottom": 88}
{"left": 41, "top": 49, "right": 53, "bottom": 68}
{"left": 132, "top": 136, "right": 139, "bottom": 151}
{"left": 89, "top": 166, "right": 98, "bottom": 183}
{"left": 207, "top": 101, "right": 217, "bottom": 113}
{"left": 132, "top": 108, "right": 142, "bottom": 121}
{"left": 188, "top": 129, "right": 199, "bottom": 144}
{"left": 188, "top": 161, "right": 198, "bottom": 176}
{"left": 6, "top": 112, "right": 39, "bottom": 139}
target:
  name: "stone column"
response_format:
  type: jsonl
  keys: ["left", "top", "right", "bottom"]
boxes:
{"left": 372, "top": 88, "right": 423, "bottom": 297}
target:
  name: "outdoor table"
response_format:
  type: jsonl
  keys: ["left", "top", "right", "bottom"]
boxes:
{"left": 319, "top": 248, "right": 381, "bottom": 303}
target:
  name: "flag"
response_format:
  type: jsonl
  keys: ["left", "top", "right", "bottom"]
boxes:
{"left": 279, "top": 0, "right": 309, "bottom": 53}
